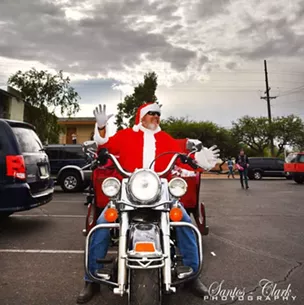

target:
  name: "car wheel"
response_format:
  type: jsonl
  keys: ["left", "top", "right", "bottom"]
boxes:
{"left": 253, "top": 171, "right": 262, "bottom": 180}
{"left": 60, "top": 170, "right": 82, "bottom": 192}
{"left": 294, "top": 177, "right": 304, "bottom": 184}
{"left": 0, "top": 212, "right": 13, "bottom": 219}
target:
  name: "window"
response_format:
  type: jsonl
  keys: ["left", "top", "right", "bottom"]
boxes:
{"left": 299, "top": 155, "right": 304, "bottom": 163}
{"left": 64, "top": 146, "right": 85, "bottom": 159}
{"left": 12, "top": 127, "right": 43, "bottom": 153}
{"left": 276, "top": 159, "right": 285, "bottom": 165}
{"left": 45, "top": 148, "right": 62, "bottom": 159}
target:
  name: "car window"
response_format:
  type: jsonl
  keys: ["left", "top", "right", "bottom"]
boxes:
{"left": 12, "top": 127, "right": 43, "bottom": 153}
{"left": 45, "top": 148, "right": 62, "bottom": 159}
{"left": 286, "top": 153, "right": 297, "bottom": 163}
{"left": 276, "top": 159, "right": 285, "bottom": 165}
{"left": 64, "top": 146, "right": 85, "bottom": 159}
{"left": 299, "top": 155, "right": 304, "bottom": 163}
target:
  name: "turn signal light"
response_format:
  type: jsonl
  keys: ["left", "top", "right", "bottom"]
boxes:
{"left": 170, "top": 207, "right": 183, "bottom": 222}
{"left": 134, "top": 242, "right": 155, "bottom": 252}
{"left": 104, "top": 208, "right": 118, "bottom": 222}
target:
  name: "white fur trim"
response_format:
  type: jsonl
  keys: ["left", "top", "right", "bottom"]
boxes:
{"left": 137, "top": 124, "right": 161, "bottom": 169}
{"left": 132, "top": 122, "right": 141, "bottom": 132}
{"left": 140, "top": 103, "right": 161, "bottom": 120}
{"left": 93, "top": 123, "right": 109, "bottom": 145}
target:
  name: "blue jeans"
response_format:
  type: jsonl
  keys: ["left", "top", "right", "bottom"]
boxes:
{"left": 84, "top": 205, "right": 199, "bottom": 282}
{"left": 239, "top": 168, "right": 248, "bottom": 187}
{"left": 228, "top": 166, "right": 234, "bottom": 177}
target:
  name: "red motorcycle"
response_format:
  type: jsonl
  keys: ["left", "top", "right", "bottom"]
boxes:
{"left": 82, "top": 139, "right": 209, "bottom": 237}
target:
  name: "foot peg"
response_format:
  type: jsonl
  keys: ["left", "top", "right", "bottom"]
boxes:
{"left": 96, "top": 258, "right": 114, "bottom": 264}
{"left": 176, "top": 266, "right": 193, "bottom": 279}
{"left": 95, "top": 268, "right": 112, "bottom": 280}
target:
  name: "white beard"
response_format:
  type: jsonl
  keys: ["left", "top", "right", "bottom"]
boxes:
{"left": 146, "top": 123, "right": 158, "bottom": 130}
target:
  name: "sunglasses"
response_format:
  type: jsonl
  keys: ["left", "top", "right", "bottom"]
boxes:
{"left": 147, "top": 111, "right": 161, "bottom": 117}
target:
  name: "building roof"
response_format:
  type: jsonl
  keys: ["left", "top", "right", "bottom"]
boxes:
{"left": 0, "top": 88, "right": 17, "bottom": 98}
{"left": 58, "top": 117, "right": 96, "bottom": 125}
{"left": 0, "top": 86, "right": 23, "bottom": 99}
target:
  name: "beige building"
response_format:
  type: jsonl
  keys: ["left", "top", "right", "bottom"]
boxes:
{"left": 57, "top": 117, "right": 96, "bottom": 144}
{"left": 0, "top": 86, "right": 24, "bottom": 121}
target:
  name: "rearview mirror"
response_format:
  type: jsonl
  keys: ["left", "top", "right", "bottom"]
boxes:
{"left": 82, "top": 141, "right": 98, "bottom": 158}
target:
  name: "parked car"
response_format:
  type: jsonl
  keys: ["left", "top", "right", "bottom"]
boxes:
{"left": 247, "top": 157, "right": 287, "bottom": 180}
{"left": 284, "top": 152, "right": 304, "bottom": 184}
{"left": 0, "top": 119, "right": 54, "bottom": 218}
{"left": 44, "top": 144, "right": 91, "bottom": 192}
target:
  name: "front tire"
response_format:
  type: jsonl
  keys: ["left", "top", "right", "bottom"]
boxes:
{"left": 128, "top": 269, "right": 162, "bottom": 305}
{"left": 59, "top": 170, "right": 82, "bottom": 192}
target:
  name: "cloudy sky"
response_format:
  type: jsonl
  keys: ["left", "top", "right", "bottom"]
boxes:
{"left": 1, "top": 0, "right": 304, "bottom": 133}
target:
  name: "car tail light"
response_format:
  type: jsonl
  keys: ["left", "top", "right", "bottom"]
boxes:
{"left": 6, "top": 155, "right": 26, "bottom": 180}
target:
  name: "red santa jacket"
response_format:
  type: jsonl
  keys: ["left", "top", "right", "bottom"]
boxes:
{"left": 97, "top": 127, "right": 195, "bottom": 175}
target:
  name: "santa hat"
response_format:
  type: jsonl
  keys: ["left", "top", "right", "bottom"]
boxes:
{"left": 132, "top": 102, "right": 161, "bottom": 132}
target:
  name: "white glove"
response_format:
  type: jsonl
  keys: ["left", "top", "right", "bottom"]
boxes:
{"left": 186, "top": 139, "right": 202, "bottom": 151}
{"left": 93, "top": 104, "right": 114, "bottom": 128}
{"left": 194, "top": 145, "right": 220, "bottom": 171}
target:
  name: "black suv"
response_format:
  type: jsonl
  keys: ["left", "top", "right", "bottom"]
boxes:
{"left": 44, "top": 144, "right": 91, "bottom": 192}
{"left": 0, "top": 119, "right": 54, "bottom": 218}
{"left": 247, "top": 157, "right": 286, "bottom": 180}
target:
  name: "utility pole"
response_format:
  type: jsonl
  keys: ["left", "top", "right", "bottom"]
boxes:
{"left": 260, "top": 59, "right": 276, "bottom": 156}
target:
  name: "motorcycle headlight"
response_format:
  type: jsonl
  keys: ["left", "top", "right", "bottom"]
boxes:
{"left": 128, "top": 169, "right": 161, "bottom": 203}
{"left": 102, "top": 178, "right": 121, "bottom": 198}
{"left": 168, "top": 178, "right": 187, "bottom": 198}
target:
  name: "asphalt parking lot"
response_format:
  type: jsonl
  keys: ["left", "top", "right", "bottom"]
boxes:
{"left": 0, "top": 179, "right": 303, "bottom": 305}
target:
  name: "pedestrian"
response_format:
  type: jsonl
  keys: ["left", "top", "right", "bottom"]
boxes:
{"left": 227, "top": 157, "right": 235, "bottom": 179}
{"left": 72, "top": 133, "right": 77, "bottom": 144}
{"left": 235, "top": 149, "right": 249, "bottom": 189}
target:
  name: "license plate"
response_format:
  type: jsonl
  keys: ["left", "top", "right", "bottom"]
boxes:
{"left": 39, "top": 165, "right": 49, "bottom": 177}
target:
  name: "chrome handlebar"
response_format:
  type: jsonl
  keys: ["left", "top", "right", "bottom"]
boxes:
{"left": 105, "top": 153, "right": 181, "bottom": 178}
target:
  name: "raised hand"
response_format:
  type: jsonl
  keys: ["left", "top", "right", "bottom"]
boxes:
{"left": 194, "top": 145, "right": 220, "bottom": 171}
{"left": 93, "top": 104, "right": 114, "bottom": 128}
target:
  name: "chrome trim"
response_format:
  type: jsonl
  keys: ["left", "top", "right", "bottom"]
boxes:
{"left": 84, "top": 223, "right": 120, "bottom": 287}
{"left": 170, "top": 222, "right": 203, "bottom": 285}
{"left": 107, "top": 153, "right": 180, "bottom": 177}
{"left": 116, "top": 212, "right": 129, "bottom": 296}
{"left": 31, "top": 187, "right": 54, "bottom": 198}
{"left": 117, "top": 200, "right": 171, "bottom": 209}
{"left": 161, "top": 212, "right": 172, "bottom": 292}
{"left": 126, "top": 256, "right": 165, "bottom": 269}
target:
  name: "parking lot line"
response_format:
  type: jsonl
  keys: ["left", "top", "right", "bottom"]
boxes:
{"left": 0, "top": 249, "right": 116, "bottom": 254}
{"left": 12, "top": 214, "right": 86, "bottom": 218}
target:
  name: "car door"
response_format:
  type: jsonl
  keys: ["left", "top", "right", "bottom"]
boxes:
{"left": 64, "top": 146, "right": 87, "bottom": 168}
{"left": 45, "top": 147, "right": 64, "bottom": 178}
{"left": 274, "top": 159, "right": 285, "bottom": 177}
{"left": 261, "top": 158, "right": 277, "bottom": 177}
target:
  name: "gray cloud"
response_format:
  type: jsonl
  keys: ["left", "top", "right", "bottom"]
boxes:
{"left": 0, "top": 0, "right": 194, "bottom": 77}
{"left": 0, "top": 0, "right": 304, "bottom": 86}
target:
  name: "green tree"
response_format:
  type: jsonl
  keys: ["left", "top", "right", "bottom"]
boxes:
{"left": 231, "top": 115, "right": 304, "bottom": 157}
{"left": 8, "top": 68, "right": 80, "bottom": 143}
{"left": 271, "top": 115, "right": 304, "bottom": 156}
{"left": 115, "top": 72, "right": 158, "bottom": 130}
{"left": 161, "top": 117, "right": 239, "bottom": 158}
{"left": 231, "top": 116, "right": 270, "bottom": 155}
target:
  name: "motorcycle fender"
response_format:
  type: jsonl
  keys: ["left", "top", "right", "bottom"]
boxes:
{"left": 128, "top": 223, "right": 162, "bottom": 253}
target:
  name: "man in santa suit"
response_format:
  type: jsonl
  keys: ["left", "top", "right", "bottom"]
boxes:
{"left": 77, "top": 103, "right": 219, "bottom": 304}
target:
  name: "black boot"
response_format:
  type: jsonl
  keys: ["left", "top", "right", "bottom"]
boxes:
{"left": 76, "top": 282, "right": 100, "bottom": 304}
{"left": 185, "top": 278, "right": 209, "bottom": 298}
